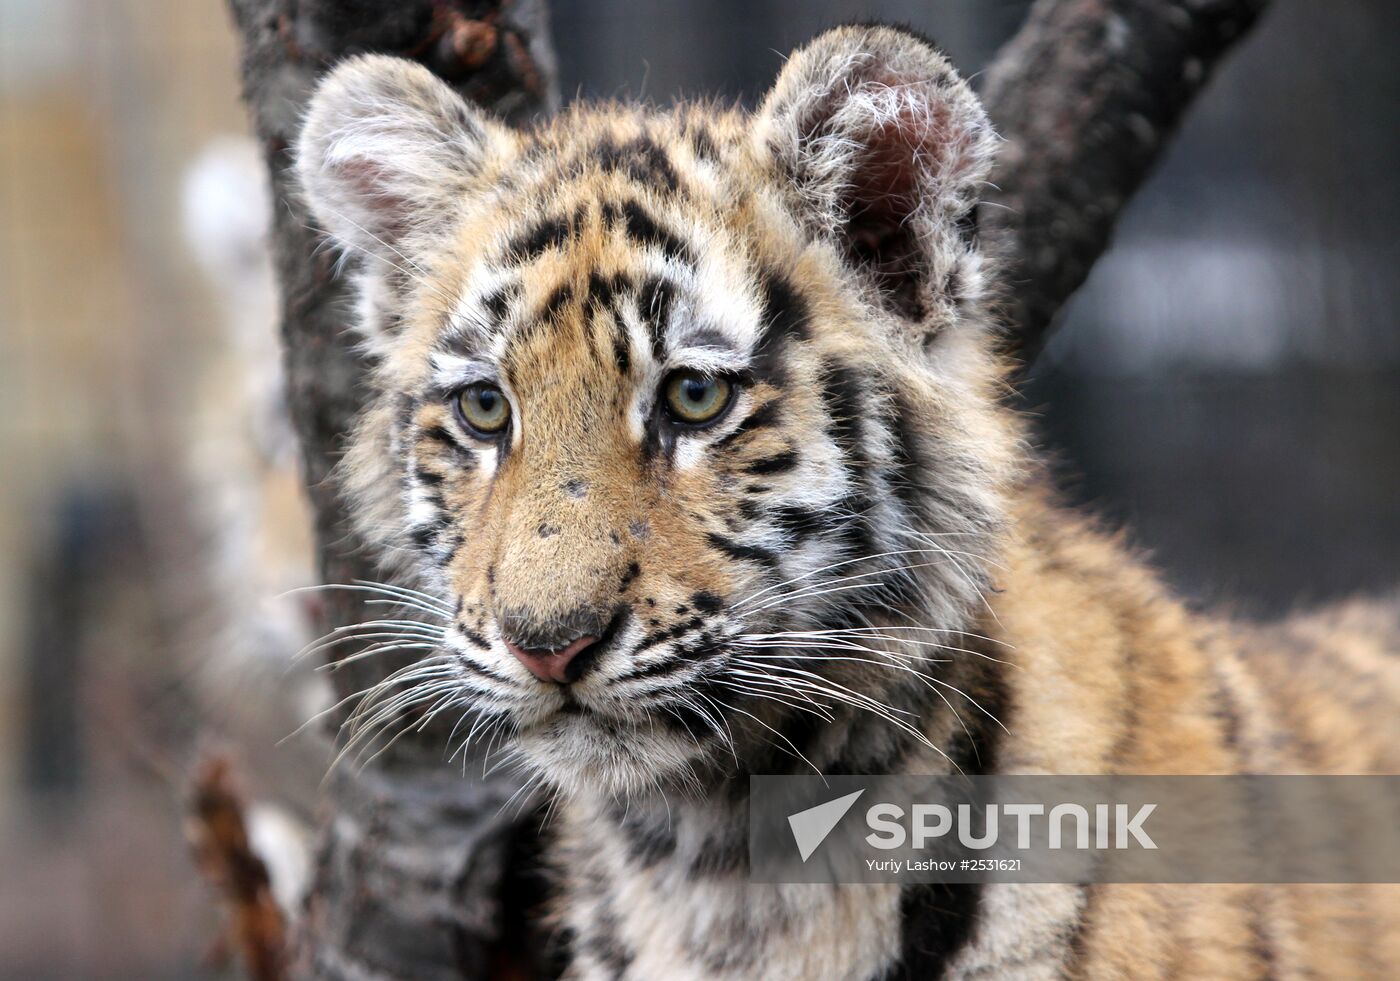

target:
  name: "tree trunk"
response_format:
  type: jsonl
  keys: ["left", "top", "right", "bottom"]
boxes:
{"left": 222, "top": 0, "right": 1271, "bottom": 977}
{"left": 223, "top": 2, "right": 557, "bottom": 978}
{"left": 980, "top": 0, "right": 1271, "bottom": 366}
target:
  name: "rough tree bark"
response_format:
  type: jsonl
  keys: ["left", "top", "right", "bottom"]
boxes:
{"left": 224, "top": 2, "right": 557, "bottom": 979}
{"left": 224, "top": 0, "right": 1269, "bottom": 977}
{"left": 980, "top": 0, "right": 1272, "bottom": 365}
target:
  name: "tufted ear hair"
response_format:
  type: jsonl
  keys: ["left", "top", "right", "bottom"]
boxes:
{"left": 295, "top": 54, "right": 516, "bottom": 266}
{"left": 753, "top": 26, "right": 997, "bottom": 322}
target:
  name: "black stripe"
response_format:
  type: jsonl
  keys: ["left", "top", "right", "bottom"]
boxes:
{"left": 882, "top": 884, "right": 983, "bottom": 981}
{"left": 460, "top": 627, "right": 491, "bottom": 650}
{"left": 756, "top": 268, "right": 810, "bottom": 346}
{"left": 1251, "top": 899, "right": 1281, "bottom": 981}
{"left": 395, "top": 392, "right": 417, "bottom": 428}
{"left": 820, "top": 360, "right": 866, "bottom": 454}
{"left": 883, "top": 641, "right": 1008, "bottom": 980}
{"left": 537, "top": 280, "right": 575, "bottom": 321}
{"left": 418, "top": 426, "right": 477, "bottom": 467}
{"left": 507, "top": 213, "right": 572, "bottom": 261}
{"left": 749, "top": 268, "right": 809, "bottom": 386}
{"left": 946, "top": 651, "right": 1009, "bottom": 776}
{"left": 706, "top": 531, "right": 779, "bottom": 569}
{"left": 455, "top": 656, "right": 515, "bottom": 686}
{"left": 611, "top": 656, "right": 691, "bottom": 684}
{"left": 586, "top": 270, "right": 627, "bottom": 310}
{"left": 409, "top": 523, "right": 440, "bottom": 551}
{"left": 817, "top": 360, "right": 877, "bottom": 558}
{"left": 614, "top": 809, "right": 678, "bottom": 867}
{"left": 716, "top": 399, "right": 782, "bottom": 450}
{"left": 481, "top": 286, "right": 516, "bottom": 323}
{"left": 769, "top": 505, "right": 822, "bottom": 543}
{"left": 687, "top": 833, "right": 746, "bottom": 878}
{"left": 585, "top": 271, "right": 634, "bottom": 375}
{"left": 420, "top": 425, "right": 459, "bottom": 449}
{"left": 634, "top": 615, "right": 706, "bottom": 654}
{"left": 638, "top": 276, "right": 676, "bottom": 360}
{"left": 440, "top": 534, "right": 465, "bottom": 567}
{"left": 887, "top": 390, "right": 928, "bottom": 521}
{"left": 953, "top": 205, "right": 978, "bottom": 245}
{"left": 687, "top": 123, "right": 720, "bottom": 162}
{"left": 743, "top": 450, "right": 798, "bottom": 476}
{"left": 620, "top": 200, "right": 691, "bottom": 263}
{"left": 581, "top": 899, "right": 634, "bottom": 978}
{"left": 612, "top": 326, "right": 632, "bottom": 376}
{"left": 691, "top": 591, "right": 722, "bottom": 614}
{"left": 595, "top": 134, "right": 679, "bottom": 191}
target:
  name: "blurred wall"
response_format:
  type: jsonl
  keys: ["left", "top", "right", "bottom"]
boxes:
{"left": 1, "top": 0, "right": 246, "bottom": 976}
{"left": 1026, "top": 1, "right": 1400, "bottom": 613}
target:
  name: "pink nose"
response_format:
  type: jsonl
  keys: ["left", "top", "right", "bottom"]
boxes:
{"left": 504, "top": 634, "right": 601, "bottom": 684}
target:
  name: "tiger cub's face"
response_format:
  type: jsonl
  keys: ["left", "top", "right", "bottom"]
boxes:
{"left": 297, "top": 26, "right": 1016, "bottom": 796}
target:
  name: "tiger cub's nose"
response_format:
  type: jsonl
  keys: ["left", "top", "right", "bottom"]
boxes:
{"left": 504, "top": 632, "right": 602, "bottom": 684}
{"left": 499, "top": 607, "right": 614, "bottom": 684}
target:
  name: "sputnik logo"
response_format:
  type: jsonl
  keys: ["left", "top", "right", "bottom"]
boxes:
{"left": 787, "top": 789, "right": 865, "bottom": 862}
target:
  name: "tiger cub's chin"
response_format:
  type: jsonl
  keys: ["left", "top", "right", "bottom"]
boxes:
{"left": 515, "top": 713, "right": 708, "bottom": 799}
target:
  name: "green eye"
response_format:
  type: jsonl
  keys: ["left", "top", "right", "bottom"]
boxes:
{"left": 454, "top": 383, "right": 511, "bottom": 436}
{"left": 663, "top": 371, "right": 733, "bottom": 426}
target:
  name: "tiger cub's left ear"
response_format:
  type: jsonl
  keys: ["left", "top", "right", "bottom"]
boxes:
{"left": 296, "top": 54, "right": 517, "bottom": 267}
{"left": 753, "top": 25, "right": 996, "bottom": 321}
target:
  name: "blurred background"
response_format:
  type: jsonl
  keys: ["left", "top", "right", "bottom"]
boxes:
{"left": 1, "top": 0, "right": 1395, "bottom": 976}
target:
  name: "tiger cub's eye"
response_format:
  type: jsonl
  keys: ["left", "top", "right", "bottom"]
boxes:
{"left": 663, "top": 371, "right": 733, "bottom": 426}
{"left": 454, "top": 383, "right": 511, "bottom": 436}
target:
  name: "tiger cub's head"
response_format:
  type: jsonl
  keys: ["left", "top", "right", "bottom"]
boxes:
{"left": 296, "top": 25, "right": 1018, "bottom": 797}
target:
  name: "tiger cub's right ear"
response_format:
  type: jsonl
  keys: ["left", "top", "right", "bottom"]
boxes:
{"left": 752, "top": 26, "right": 996, "bottom": 323}
{"left": 295, "top": 55, "right": 517, "bottom": 265}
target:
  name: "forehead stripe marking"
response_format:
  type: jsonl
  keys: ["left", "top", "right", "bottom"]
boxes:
{"left": 584, "top": 271, "right": 637, "bottom": 375}
{"left": 481, "top": 286, "right": 516, "bottom": 324}
{"left": 616, "top": 200, "right": 693, "bottom": 264}
{"left": 611, "top": 320, "right": 632, "bottom": 376}
{"left": 505, "top": 205, "right": 584, "bottom": 263}
{"left": 587, "top": 270, "right": 626, "bottom": 309}
{"left": 638, "top": 276, "right": 676, "bottom": 361}
{"left": 537, "top": 280, "right": 576, "bottom": 322}
{"left": 593, "top": 134, "right": 680, "bottom": 192}
{"left": 684, "top": 121, "right": 720, "bottom": 161}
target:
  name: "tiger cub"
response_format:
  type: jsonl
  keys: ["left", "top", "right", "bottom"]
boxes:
{"left": 294, "top": 24, "right": 1400, "bottom": 979}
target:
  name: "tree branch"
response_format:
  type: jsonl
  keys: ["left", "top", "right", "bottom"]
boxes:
{"left": 223, "top": 2, "right": 557, "bottom": 977}
{"left": 188, "top": 756, "right": 287, "bottom": 981}
{"left": 980, "top": 0, "right": 1271, "bottom": 366}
